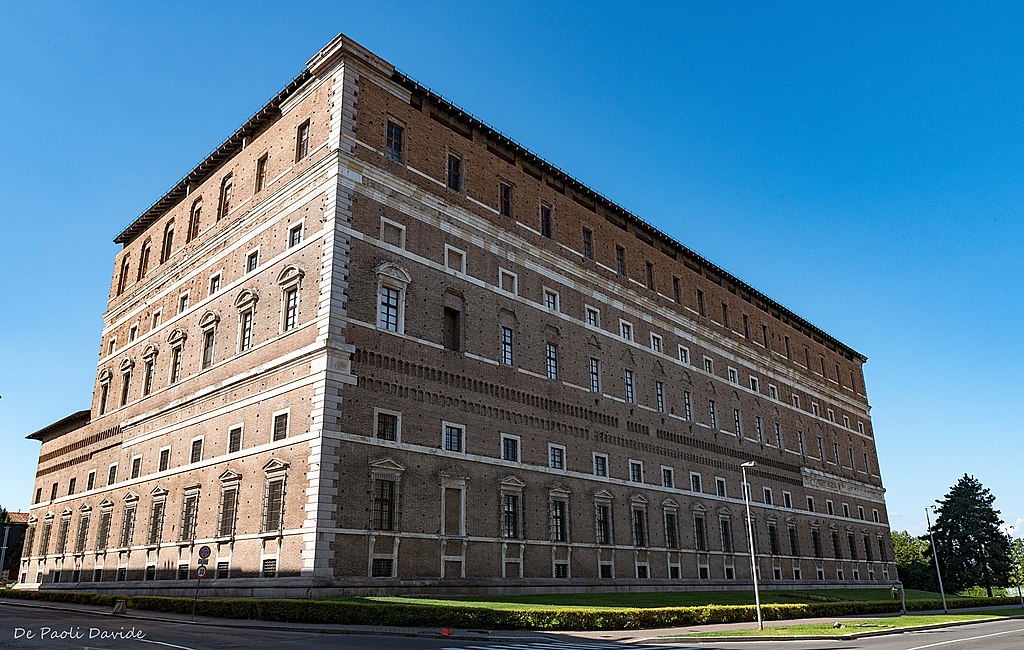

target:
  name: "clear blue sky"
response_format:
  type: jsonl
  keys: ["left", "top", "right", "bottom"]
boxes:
{"left": 1, "top": 2, "right": 1021, "bottom": 539}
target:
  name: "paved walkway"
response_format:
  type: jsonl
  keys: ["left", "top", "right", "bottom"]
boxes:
{"left": 2, "top": 596, "right": 1021, "bottom": 644}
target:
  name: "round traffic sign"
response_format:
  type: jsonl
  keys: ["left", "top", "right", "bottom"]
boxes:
{"left": 196, "top": 565, "right": 207, "bottom": 579}
{"left": 198, "top": 545, "right": 212, "bottom": 559}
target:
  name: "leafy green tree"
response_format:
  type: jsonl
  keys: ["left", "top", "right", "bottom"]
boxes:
{"left": 930, "top": 474, "right": 1012, "bottom": 597}
{"left": 892, "top": 530, "right": 938, "bottom": 591}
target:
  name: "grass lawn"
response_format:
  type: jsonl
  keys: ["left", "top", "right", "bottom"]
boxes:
{"left": 682, "top": 607, "right": 1024, "bottom": 637}
{"left": 366, "top": 588, "right": 947, "bottom": 610}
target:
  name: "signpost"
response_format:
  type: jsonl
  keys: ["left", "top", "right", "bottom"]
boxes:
{"left": 191, "top": 545, "right": 212, "bottom": 622}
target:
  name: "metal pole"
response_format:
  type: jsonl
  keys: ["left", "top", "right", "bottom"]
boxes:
{"left": 742, "top": 461, "right": 763, "bottom": 630}
{"left": 190, "top": 577, "right": 201, "bottom": 622}
{"left": 0, "top": 526, "right": 9, "bottom": 582}
{"left": 925, "top": 507, "right": 948, "bottom": 613}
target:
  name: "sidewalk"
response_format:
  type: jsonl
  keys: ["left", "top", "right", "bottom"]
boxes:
{"left": 2, "top": 596, "right": 1021, "bottom": 644}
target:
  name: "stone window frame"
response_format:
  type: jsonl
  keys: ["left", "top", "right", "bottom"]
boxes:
{"left": 148, "top": 486, "right": 168, "bottom": 547}
{"left": 277, "top": 264, "right": 305, "bottom": 334}
{"left": 198, "top": 309, "right": 220, "bottom": 370}
{"left": 594, "top": 490, "right": 614, "bottom": 546}
{"left": 234, "top": 288, "right": 259, "bottom": 353}
{"left": 499, "top": 432, "right": 520, "bottom": 464}
{"left": 444, "top": 244, "right": 467, "bottom": 274}
{"left": 375, "top": 262, "right": 411, "bottom": 334}
{"left": 368, "top": 458, "right": 404, "bottom": 533}
{"left": 260, "top": 459, "right": 290, "bottom": 536}
{"left": 629, "top": 494, "right": 649, "bottom": 548}
{"left": 166, "top": 327, "right": 187, "bottom": 384}
{"left": 548, "top": 482, "right": 571, "bottom": 544}
{"left": 373, "top": 407, "right": 402, "bottom": 443}
{"left": 499, "top": 475, "right": 525, "bottom": 540}
{"left": 217, "top": 470, "right": 242, "bottom": 539}
{"left": 179, "top": 484, "right": 201, "bottom": 544}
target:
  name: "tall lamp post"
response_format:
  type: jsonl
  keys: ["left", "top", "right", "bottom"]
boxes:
{"left": 1004, "top": 526, "right": 1023, "bottom": 609}
{"left": 925, "top": 506, "right": 948, "bottom": 613}
{"left": 741, "top": 461, "right": 763, "bottom": 630}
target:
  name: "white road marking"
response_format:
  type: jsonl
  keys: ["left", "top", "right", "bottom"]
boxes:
{"left": 904, "top": 625, "right": 1024, "bottom": 650}
{"left": 134, "top": 639, "right": 199, "bottom": 650}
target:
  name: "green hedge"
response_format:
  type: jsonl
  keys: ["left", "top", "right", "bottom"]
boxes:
{"left": 9, "top": 590, "right": 1014, "bottom": 630}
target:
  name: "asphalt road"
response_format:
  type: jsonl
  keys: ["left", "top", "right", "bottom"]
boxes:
{"left": 1, "top": 602, "right": 1023, "bottom": 650}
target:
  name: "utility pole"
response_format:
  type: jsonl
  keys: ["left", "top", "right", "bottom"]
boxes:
{"left": 925, "top": 506, "right": 948, "bottom": 613}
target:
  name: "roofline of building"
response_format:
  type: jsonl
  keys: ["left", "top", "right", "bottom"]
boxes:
{"left": 26, "top": 410, "right": 91, "bottom": 442}
{"left": 111, "top": 33, "right": 866, "bottom": 363}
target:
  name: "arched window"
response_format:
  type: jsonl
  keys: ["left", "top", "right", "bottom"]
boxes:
{"left": 160, "top": 220, "right": 175, "bottom": 263}
{"left": 277, "top": 265, "right": 305, "bottom": 333}
{"left": 375, "top": 263, "right": 411, "bottom": 334}
{"left": 137, "top": 240, "right": 151, "bottom": 281}
{"left": 217, "top": 174, "right": 233, "bottom": 221}
{"left": 116, "top": 254, "right": 130, "bottom": 295}
{"left": 187, "top": 198, "right": 202, "bottom": 242}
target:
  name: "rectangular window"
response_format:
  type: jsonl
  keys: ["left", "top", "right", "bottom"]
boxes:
{"left": 763, "top": 487, "right": 773, "bottom": 505}
{"left": 201, "top": 330, "right": 215, "bottom": 369}
{"left": 581, "top": 228, "right": 594, "bottom": 259}
{"left": 769, "top": 384, "right": 778, "bottom": 399}
{"left": 107, "top": 464, "right": 117, "bottom": 486}
{"left": 550, "top": 500, "right": 568, "bottom": 542}
{"left": 169, "top": 347, "right": 181, "bottom": 385}
{"left": 775, "top": 422, "right": 782, "bottom": 447}
{"left": 716, "top": 477, "right": 727, "bottom": 498}
{"left": 446, "top": 153, "right": 462, "bottom": 190}
{"left": 380, "top": 218, "right": 405, "bottom": 248}
{"left": 789, "top": 526, "right": 801, "bottom": 556}
{"left": 239, "top": 310, "right": 253, "bottom": 352}
{"left": 629, "top": 460, "right": 643, "bottom": 483}
{"left": 690, "top": 472, "right": 702, "bottom": 493}
{"left": 694, "top": 515, "right": 708, "bottom": 551}
{"left": 589, "top": 357, "right": 601, "bottom": 393}
{"left": 755, "top": 416, "right": 763, "bottom": 442}
{"left": 119, "top": 372, "right": 131, "bottom": 407}
{"left": 678, "top": 346, "right": 689, "bottom": 365}
{"left": 501, "top": 434, "right": 520, "bottom": 462}
{"left": 288, "top": 223, "right": 303, "bottom": 247}
{"left": 499, "top": 181, "right": 512, "bottom": 217}
{"left": 733, "top": 409, "right": 742, "bottom": 436}
{"left": 86, "top": 470, "right": 95, "bottom": 491}
{"left": 749, "top": 376, "right": 759, "bottom": 392}
{"left": 97, "top": 511, "right": 111, "bottom": 550}
{"left": 142, "top": 359, "right": 154, "bottom": 396}
{"left": 783, "top": 491, "right": 793, "bottom": 509}
{"left": 593, "top": 454, "right": 608, "bottom": 477}
{"left": 762, "top": 325, "right": 771, "bottom": 351}
{"left": 224, "top": 425, "right": 242, "bottom": 454}
{"left": 502, "top": 493, "right": 520, "bottom": 538}
{"left": 216, "top": 561, "right": 230, "bottom": 579}
{"left": 500, "top": 326, "right": 514, "bottom": 365}
{"left": 632, "top": 508, "right": 648, "bottom": 547}
{"left": 156, "top": 447, "right": 170, "bottom": 473}
{"left": 545, "top": 343, "right": 558, "bottom": 380}
{"left": 615, "top": 246, "right": 627, "bottom": 276}
{"left": 623, "top": 369, "right": 635, "bottom": 403}
{"left": 263, "top": 478, "right": 285, "bottom": 532}
{"left": 378, "top": 286, "right": 400, "bottom": 331}
{"left": 209, "top": 273, "right": 221, "bottom": 296}
{"left": 768, "top": 523, "right": 780, "bottom": 555}
{"left": 246, "top": 250, "right": 259, "bottom": 274}
{"left": 721, "top": 518, "right": 734, "bottom": 552}
{"left": 619, "top": 320, "right": 633, "bottom": 341}
{"left": 371, "top": 478, "right": 396, "bottom": 531}
{"left": 543, "top": 289, "right": 559, "bottom": 311}
{"left": 585, "top": 306, "right": 600, "bottom": 327}
{"left": 119, "top": 505, "right": 136, "bottom": 548}
{"left": 190, "top": 438, "right": 203, "bottom": 464}
{"left": 262, "top": 559, "right": 278, "bottom": 578}
{"left": 130, "top": 456, "right": 142, "bottom": 479}
{"left": 385, "top": 120, "right": 403, "bottom": 162}
{"left": 283, "top": 287, "right": 299, "bottom": 332}
{"left": 539, "top": 203, "right": 553, "bottom": 238}
{"left": 549, "top": 444, "right": 566, "bottom": 470}
{"left": 721, "top": 302, "right": 730, "bottom": 328}
{"left": 661, "top": 466, "right": 674, "bottom": 488}
{"left": 672, "top": 276, "right": 682, "bottom": 303}
{"left": 703, "top": 356, "right": 713, "bottom": 373}
{"left": 215, "top": 487, "right": 234, "bottom": 540}
{"left": 596, "top": 504, "right": 612, "bottom": 544}
{"left": 272, "top": 412, "right": 289, "bottom": 441}
{"left": 295, "top": 120, "right": 310, "bottom": 161}
{"left": 68, "top": 477, "right": 76, "bottom": 495}
{"left": 697, "top": 289, "right": 706, "bottom": 317}
{"left": 798, "top": 431, "right": 805, "bottom": 455}
{"left": 655, "top": 381, "right": 665, "bottom": 412}
{"left": 443, "top": 424, "right": 464, "bottom": 452}
{"left": 645, "top": 261, "right": 655, "bottom": 290}
{"left": 255, "top": 154, "right": 268, "bottom": 192}
{"left": 376, "top": 412, "right": 399, "bottom": 442}
{"left": 650, "top": 333, "right": 663, "bottom": 352}
{"left": 728, "top": 367, "right": 738, "bottom": 383}
{"left": 708, "top": 399, "right": 717, "bottom": 429}
{"left": 665, "top": 511, "right": 679, "bottom": 548}
{"left": 148, "top": 500, "right": 165, "bottom": 545}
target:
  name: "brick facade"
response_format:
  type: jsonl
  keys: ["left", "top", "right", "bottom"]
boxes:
{"left": 19, "top": 34, "right": 895, "bottom": 596}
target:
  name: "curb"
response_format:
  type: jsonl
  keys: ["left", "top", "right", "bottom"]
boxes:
{"left": 646, "top": 613, "right": 1024, "bottom": 643}
{"left": 0, "top": 598, "right": 547, "bottom": 643}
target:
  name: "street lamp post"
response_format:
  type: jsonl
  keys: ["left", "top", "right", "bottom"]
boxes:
{"left": 925, "top": 506, "right": 948, "bottom": 613}
{"left": 741, "top": 461, "right": 763, "bottom": 630}
{"left": 1004, "top": 526, "right": 1023, "bottom": 609}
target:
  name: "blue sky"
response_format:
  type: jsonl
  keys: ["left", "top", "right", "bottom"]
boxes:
{"left": 1, "top": 2, "right": 1021, "bottom": 539}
